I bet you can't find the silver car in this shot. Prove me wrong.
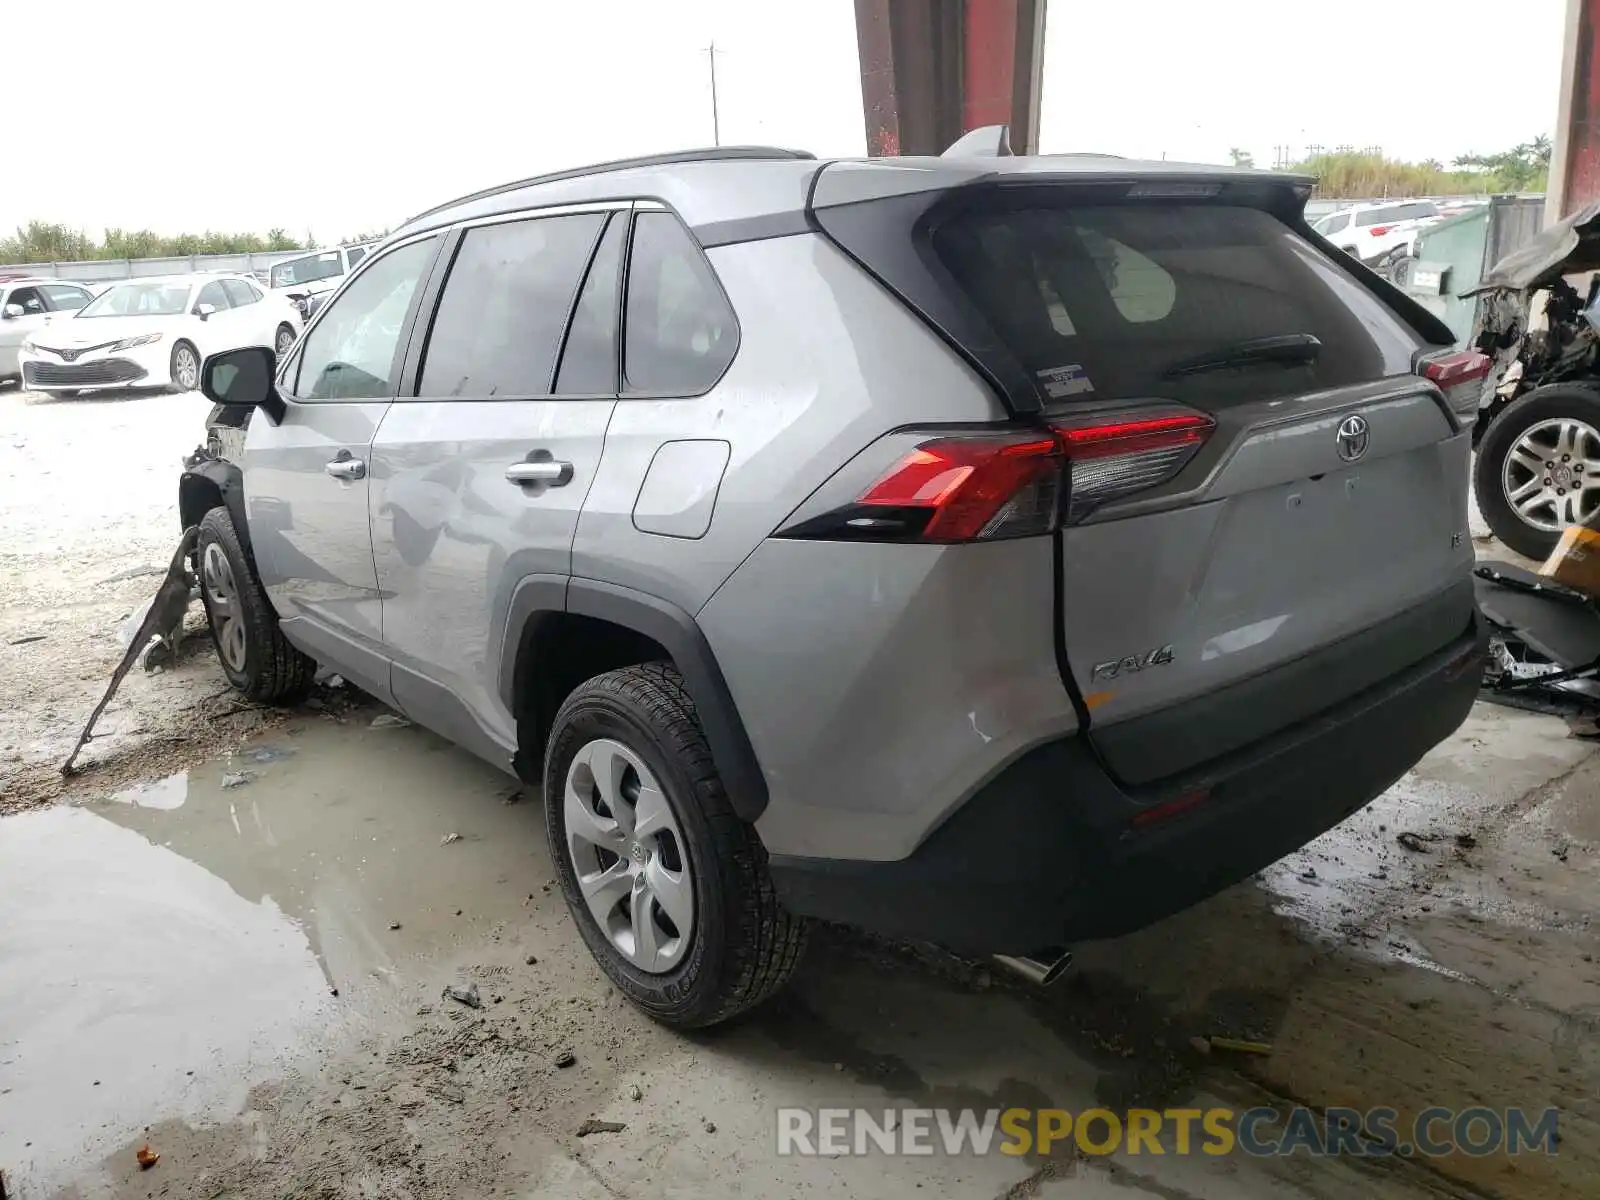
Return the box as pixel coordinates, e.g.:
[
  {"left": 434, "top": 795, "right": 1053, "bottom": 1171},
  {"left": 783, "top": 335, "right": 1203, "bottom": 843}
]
[{"left": 180, "top": 139, "right": 1488, "bottom": 1028}]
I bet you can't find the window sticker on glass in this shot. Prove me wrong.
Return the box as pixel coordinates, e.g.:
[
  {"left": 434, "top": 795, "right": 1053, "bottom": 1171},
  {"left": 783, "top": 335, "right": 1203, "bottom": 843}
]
[{"left": 1038, "top": 363, "right": 1095, "bottom": 399}]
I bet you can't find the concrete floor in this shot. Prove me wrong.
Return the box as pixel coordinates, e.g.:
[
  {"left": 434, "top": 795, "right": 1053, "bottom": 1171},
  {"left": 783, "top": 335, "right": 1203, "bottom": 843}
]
[
  {"left": 4, "top": 385, "right": 1598, "bottom": 1198},
  {"left": 2, "top": 695, "right": 1596, "bottom": 1200}
]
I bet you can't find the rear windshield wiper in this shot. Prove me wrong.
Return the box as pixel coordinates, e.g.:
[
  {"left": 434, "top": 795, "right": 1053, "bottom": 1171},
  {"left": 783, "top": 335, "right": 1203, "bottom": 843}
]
[{"left": 1163, "top": 333, "right": 1323, "bottom": 379}]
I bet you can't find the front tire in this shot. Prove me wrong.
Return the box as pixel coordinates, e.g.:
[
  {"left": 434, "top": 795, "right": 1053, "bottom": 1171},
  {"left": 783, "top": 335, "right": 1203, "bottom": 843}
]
[
  {"left": 274, "top": 323, "right": 297, "bottom": 358},
  {"left": 544, "top": 663, "right": 809, "bottom": 1028},
  {"left": 1474, "top": 384, "right": 1600, "bottom": 560},
  {"left": 169, "top": 340, "right": 200, "bottom": 393},
  {"left": 196, "top": 506, "right": 315, "bottom": 703}
]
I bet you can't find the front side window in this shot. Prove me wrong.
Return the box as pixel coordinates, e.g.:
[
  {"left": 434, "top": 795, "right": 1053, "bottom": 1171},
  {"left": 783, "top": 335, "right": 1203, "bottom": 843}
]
[
  {"left": 78, "top": 281, "right": 191, "bottom": 317},
  {"left": 418, "top": 213, "right": 605, "bottom": 399},
  {"left": 222, "top": 278, "right": 259, "bottom": 307},
  {"left": 1318, "top": 212, "right": 1351, "bottom": 236},
  {"left": 295, "top": 237, "right": 437, "bottom": 400},
  {"left": 622, "top": 212, "right": 738, "bottom": 394},
  {"left": 41, "top": 284, "right": 91, "bottom": 312},
  {"left": 196, "top": 281, "right": 231, "bottom": 312},
  {"left": 347, "top": 246, "right": 368, "bottom": 267},
  {"left": 5, "top": 287, "right": 45, "bottom": 314}
]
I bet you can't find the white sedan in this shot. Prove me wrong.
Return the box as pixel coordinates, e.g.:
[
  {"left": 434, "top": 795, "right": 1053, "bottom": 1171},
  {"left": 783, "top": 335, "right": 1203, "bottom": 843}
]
[{"left": 17, "top": 273, "right": 303, "bottom": 395}]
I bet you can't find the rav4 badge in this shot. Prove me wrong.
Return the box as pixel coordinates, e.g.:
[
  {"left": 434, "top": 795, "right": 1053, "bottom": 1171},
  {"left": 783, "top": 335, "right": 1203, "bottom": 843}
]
[{"left": 1090, "top": 646, "right": 1175, "bottom": 682}]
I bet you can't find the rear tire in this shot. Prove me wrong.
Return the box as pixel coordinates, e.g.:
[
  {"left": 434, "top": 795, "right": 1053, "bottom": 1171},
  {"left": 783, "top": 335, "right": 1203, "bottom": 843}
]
[
  {"left": 544, "top": 663, "right": 809, "bottom": 1029},
  {"left": 196, "top": 506, "right": 315, "bottom": 703},
  {"left": 1474, "top": 383, "right": 1600, "bottom": 560}
]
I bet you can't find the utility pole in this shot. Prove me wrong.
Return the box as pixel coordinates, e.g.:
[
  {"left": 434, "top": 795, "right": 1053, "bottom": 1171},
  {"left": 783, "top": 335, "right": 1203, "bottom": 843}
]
[{"left": 707, "top": 42, "right": 721, "bottom": 147}]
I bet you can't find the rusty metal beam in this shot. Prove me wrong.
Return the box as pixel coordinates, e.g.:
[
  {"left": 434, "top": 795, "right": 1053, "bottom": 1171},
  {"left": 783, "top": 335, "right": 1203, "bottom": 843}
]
[
  {"left": 1551, "top": 0, "right": 1600, "bottom": 219},
  {"left": 854, "top": 0, "right": 1047, "bottom": 158}
]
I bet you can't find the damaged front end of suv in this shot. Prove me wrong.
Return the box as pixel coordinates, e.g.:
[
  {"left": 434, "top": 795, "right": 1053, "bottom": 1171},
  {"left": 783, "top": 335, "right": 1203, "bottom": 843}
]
[{"left": 1469, "top": 201, "right": 1600, "bottom": 560}]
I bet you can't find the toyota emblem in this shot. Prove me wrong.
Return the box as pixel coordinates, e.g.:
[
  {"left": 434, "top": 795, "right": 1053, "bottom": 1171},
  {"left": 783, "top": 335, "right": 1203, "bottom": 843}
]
[{"left": 1336, "top": 414, "right": 1370, "bottom": 462}]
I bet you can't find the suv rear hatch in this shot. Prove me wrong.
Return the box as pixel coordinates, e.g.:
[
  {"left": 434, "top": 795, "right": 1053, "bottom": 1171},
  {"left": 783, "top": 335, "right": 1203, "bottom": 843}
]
[{"left": 812, "top": 164, "right": 1476, "bottom": 785}]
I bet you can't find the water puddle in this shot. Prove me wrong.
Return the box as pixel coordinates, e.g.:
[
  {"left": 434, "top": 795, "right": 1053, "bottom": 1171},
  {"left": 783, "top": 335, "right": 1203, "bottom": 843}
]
[
  {"left": 0, "top": 711, "right": 552, "bottom": 1194},
  {"left": 108, "top": 770, "right": 189, "bottom": 809},
  {"left": 1257, "top": 705, "right": 1597, "bottom": 973}
]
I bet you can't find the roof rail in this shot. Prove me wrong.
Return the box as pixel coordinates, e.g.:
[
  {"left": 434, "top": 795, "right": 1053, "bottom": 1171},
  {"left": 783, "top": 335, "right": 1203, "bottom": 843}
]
[{"left": 404, "top": 146, "right": 817, "bottom": 226}]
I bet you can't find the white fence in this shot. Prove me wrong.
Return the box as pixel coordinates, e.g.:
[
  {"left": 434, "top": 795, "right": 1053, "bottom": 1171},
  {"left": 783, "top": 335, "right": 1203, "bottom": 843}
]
[{"left": 0, "top": 249, "right": 311, "bottom": 284}]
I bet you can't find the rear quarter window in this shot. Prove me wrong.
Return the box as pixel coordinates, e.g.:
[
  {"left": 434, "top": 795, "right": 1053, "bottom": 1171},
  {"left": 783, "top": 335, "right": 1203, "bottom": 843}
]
[{"left": 933, "top": 203, "right": 1424, "bottom": 407}]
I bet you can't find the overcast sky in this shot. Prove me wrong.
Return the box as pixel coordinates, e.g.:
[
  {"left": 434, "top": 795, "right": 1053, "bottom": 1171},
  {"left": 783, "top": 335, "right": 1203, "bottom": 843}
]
[{"left": 4, "top": 0, "right": 1566, "bottom": 242}]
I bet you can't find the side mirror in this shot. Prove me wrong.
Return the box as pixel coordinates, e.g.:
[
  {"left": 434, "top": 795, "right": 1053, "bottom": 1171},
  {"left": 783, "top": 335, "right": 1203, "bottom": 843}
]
[
  {"left": 201, "top": 346, "right": 286, "bottom": 424},
  {"left": 195, "top": 302, "right": 217, "bottom": 320},
  {"left": 1, "top": 303, "right": 22, "bottom": 320}
]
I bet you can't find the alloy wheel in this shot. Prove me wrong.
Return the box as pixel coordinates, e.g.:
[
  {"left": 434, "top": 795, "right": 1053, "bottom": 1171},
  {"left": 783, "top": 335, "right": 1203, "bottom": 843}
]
[
  {"left": 202, "top": 542, "right": 248, "bottom": 672},
  {"left": 174, "top": 347, "right": 199, "bottom": 391},
  {"left": 563, "top": 737, "right": 694, "bottom": 974},
  {"left": 1501, "top": 417, "right": 1600, "bottom": 532}
]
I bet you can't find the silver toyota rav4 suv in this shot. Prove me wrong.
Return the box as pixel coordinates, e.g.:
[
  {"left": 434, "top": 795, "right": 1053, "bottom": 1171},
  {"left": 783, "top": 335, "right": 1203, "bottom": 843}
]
[{"left": 181, "top": 139, "right": 1489, "bottom": 1028}]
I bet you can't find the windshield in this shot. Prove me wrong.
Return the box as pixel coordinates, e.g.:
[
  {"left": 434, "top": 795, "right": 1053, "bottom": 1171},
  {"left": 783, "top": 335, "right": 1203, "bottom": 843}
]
[
  {"left": 77, "top": 280, "right": 193, "bottom": 318},
  {"left": 270, "top": 251, "right": 345, "bottom": 288}
]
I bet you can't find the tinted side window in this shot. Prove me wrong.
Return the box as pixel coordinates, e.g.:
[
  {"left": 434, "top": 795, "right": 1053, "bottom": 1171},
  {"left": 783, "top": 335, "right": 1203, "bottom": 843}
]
[
  {"left": 554, "top": 214, "right": 624, "bottom": 394},
  {"left": 295, "top": 237, "right": 436, "bottom": 400},
  {"left": 419, "top": 213, "right": 605, "bottom": 399},
  {"left": 623, "top": 212, "right": 737, "bottom": 394},
  {"left": 347, "top": 246, "right": 367, "bottom": 267},
  {"left": 197, "top": 281, "right": 231, "bottom": 310},
  {"left": 222, "top": 279, "right": 258, "bottom": 307},
  {"left": 41, "top": 284, "right": 91, "bottom": 311},
  {"left": 934, "top": 203, "right": 1422, "bottom": 407},
  {"left": 1321, "top": 212, "right": 1350, "bottom": 236}
]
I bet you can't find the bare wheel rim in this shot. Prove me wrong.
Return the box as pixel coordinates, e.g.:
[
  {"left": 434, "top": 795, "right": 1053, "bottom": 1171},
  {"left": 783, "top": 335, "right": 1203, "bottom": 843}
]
[
  {"left": 174, "top": 347, "right": 199, "bottom": 390},
  {"left": 202, "top": 542, "right": 248, "bottom": 672},
  {"left": 563, "top": 737, "right": 694, "bottom": 974},
  {"left": 1501, "top": 417, "right": 1600, "bottom": 532},
  {"left": 275, "top": 327, "right": 295, "bottom": 356}
]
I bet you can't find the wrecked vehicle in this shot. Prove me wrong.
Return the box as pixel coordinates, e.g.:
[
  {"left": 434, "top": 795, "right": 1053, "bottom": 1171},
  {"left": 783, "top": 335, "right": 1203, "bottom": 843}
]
[{"left": 1470, "top": 200, "right": 1600, "bottom": 559}]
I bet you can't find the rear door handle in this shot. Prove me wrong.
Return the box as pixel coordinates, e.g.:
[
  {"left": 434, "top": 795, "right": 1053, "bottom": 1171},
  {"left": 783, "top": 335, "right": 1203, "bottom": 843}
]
[
  {"left": 506, "top": 459, "right": 574, "bottom": 487},
  {"left": 325, "top": 453, "right": 366, "bottom": 481}
]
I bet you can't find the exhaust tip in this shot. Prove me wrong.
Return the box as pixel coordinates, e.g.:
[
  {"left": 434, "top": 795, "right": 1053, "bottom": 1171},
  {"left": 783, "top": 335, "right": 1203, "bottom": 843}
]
[{"left": 991, "top": 950, "right": 1073, "bottom": 988}]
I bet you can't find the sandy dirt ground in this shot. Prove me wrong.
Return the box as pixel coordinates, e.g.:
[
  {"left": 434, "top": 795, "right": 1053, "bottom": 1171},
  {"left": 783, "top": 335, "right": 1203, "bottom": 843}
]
[
  {"left": 2, "top": 384, "right": 1598, "bottom": 1200},
  {"left": 0, "top": 386, "right": 295, "bottom": 813}
]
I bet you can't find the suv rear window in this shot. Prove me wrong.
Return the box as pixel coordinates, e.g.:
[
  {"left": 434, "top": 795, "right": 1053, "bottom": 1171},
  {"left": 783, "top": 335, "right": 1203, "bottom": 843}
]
[{"left": 933, "top": 203, "right": 1422, "bottom": 405}]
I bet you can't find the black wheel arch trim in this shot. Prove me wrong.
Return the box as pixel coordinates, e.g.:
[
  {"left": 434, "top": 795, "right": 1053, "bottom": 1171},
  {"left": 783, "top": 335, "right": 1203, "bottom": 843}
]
[
  {"left": 499, "top": 575, "right": 769, "bottom": 822},
  {"left": 179, "top": 456, "right": 253, "bottom": 558}
]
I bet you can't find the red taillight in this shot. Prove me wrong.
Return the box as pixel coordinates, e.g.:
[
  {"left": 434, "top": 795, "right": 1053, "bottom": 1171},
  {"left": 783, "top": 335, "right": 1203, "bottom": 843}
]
[
  {"left": 1418, "top": 349, "right": 1493, "bottom": 421},
  {"left": 1054, "top": 412, "right": 1214, "bottom": 520},
  {"left": 1368, "top": 224, "right": 1395, "bottom": 237},
  {"left": 780, "top": 410, "right": 1213, "bottom": 544},
  {"left": 857, "top": 435, "right": 1061, "bottom": 540},
  {"left": 1420, "top": 350, "right": 1492, "bottom": 387}
]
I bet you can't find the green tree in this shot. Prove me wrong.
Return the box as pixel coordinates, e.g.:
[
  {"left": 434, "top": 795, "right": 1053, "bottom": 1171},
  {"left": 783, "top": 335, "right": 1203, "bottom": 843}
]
[
  {"left": 1228, "top": 147, "right": 1255, "bottom": 169},
  {"left": 1454, "top": 136, "right": 1552, "bottom": 192},
  {"left": 1288, "top": 136, "right": 1552, "bottom": 199},
  {"left": 0, "top": 224, "right": 309, "bottom": 264}
]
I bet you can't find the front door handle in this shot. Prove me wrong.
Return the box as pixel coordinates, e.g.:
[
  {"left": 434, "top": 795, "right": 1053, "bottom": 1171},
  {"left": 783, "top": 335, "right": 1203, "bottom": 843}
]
[
  {"left": 325, "top": 453, "right": 366, "bottom": 481},
  {"left": 506, "top": 459, "right": 573, "bottom": 487}
]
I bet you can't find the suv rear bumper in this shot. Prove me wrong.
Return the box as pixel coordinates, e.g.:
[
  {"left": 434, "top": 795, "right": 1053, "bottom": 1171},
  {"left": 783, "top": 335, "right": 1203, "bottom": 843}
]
[{"left": 768, "top": 613, "right": 1487, "bottom": 954}]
